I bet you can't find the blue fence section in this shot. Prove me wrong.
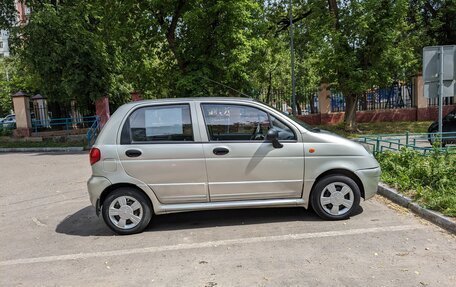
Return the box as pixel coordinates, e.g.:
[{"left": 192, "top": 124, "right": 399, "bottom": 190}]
[
  {"left": 330, "top": 91, "right": 345, "bottom": 112},
  {"left": 331, "top": 83, "right": 414, "bottom": 112},
  {"left": 86, "top": 116, "right": 100, "bottom": 147},
  {"left": 32, "top": 115, "right": 98, "bottom": 133}
]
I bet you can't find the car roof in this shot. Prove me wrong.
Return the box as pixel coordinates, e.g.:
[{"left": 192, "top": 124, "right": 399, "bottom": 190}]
[{"left": 122, "top": 97, "right": 257, "bottom": 107}]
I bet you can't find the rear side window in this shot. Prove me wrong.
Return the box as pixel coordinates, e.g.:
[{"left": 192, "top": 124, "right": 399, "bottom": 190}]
[{"left": 123, "top": 104, "right": 193, "bottom": 143}]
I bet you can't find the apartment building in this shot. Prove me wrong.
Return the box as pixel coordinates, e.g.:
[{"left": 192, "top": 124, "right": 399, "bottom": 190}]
[{"left": 0, "top": 0, "right": 30, "bottom": 57}]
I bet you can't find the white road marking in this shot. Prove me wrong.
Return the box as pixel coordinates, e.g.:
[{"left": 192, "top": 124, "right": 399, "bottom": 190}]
[
  {"left": 0, "top": 225, "right": 423, "bottom": 266},
  {"left": 31, "top": 217, "right": 46, "bottom": 227}
]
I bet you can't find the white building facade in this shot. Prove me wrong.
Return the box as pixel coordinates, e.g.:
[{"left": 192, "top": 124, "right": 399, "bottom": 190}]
[
  {"left": 0, "top": 30, "right": 10, "bottom": 57},
  {"left": 1, "top": 1, "right": 29, "bottom": 57}
]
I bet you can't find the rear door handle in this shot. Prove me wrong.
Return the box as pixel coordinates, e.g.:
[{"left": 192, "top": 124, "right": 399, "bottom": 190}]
[
  {"left": 213, "top": 147, "right": 229, "bottom": 156},
  {"left": 125, "top": 149, "right": 142, "bottom": 157}
]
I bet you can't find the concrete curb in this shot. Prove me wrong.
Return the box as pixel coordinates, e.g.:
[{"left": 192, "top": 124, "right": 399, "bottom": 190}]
[
  {"left": 0, "top": 147, "right": 85, "bottom": 153},
  {"left": 378, "top": 183, "right": 456, "bottom": 234}
]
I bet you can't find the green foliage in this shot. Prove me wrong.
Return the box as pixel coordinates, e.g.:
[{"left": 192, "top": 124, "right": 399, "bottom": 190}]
[
  {"left": 0, "top": 56, "right": 36, "bottom": 116},
  {"left": 296, "top": 0, "right": 422, "bottom": 129},
  {"left": 0, "top": 0, "right": 16, "bottom": 29},
  {"left": 376, "top": 148, "right": 456, "bottom": 216},
  {"left": 0, "top": 59, "right": 13, "bottom": 116},
  {"left": 411, "top": 0, "right": 456, "bottom": 46},
  {"left": 0, "top": 126, "right": 13, "bottom": 136},
  {"left": 140, "top": 0, "right": 266, "bottom": 97},
  {"left": 16, "top": 3, "right": 130, "bottom": 109},
  {"left": 4, "top": 0, "right": 453, "bottom": 115}
]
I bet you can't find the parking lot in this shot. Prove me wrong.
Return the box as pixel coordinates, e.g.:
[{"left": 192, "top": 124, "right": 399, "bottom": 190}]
[{"left": 0, "top": 152, "right": 455, "bottom": 286}]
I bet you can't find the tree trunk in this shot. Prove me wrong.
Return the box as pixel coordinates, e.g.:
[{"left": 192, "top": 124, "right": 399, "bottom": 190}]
[
  {"left": 327, "top": 0, "right": 340, "bottom": 29},
  {"left": 310, "top": 95, "right": 315, "bottom": 114},
  {"left": 266, "top": 71, "right": 273, "bottom": 104},
  {"left": 157, "top": 0, "right": 187, "bottom": 73},
  {"left": 344, "top": 94, "right": 358, "bottom": 132},
  {"left": 296, "top": 98, "right": 302, "bottom": 115}
]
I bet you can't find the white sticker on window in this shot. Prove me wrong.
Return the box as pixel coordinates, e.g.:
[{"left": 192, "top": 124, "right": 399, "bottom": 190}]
[{"left": 145, "top": 107, "right": 183, "bottom": 136}]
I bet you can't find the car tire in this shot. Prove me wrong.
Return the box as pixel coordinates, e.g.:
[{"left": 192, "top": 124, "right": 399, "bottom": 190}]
[
  {"left": 101, "top": 187, "right": 152, "bottom": 235},
  {"left": 310, "top": 175, "right": 361, "bottom": 220}
]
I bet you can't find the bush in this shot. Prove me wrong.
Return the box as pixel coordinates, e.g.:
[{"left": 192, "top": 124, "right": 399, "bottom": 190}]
[
  {"left": 0, "top": 126, "right": 13, "bottom": 136},
  {"left": 376, "top": 148, "right": 456, "bottom": 216}
]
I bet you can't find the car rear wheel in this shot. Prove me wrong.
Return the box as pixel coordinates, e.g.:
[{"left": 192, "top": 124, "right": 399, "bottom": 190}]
[
  {"left": 102, "top": 187, "right": 152, "bottom": 235},
  {"left": 311, "top": 175, "right": 361, "bottom": 220}
]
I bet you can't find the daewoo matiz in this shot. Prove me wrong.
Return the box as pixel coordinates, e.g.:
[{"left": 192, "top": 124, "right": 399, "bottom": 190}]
[{"left": 88, "top": 98, "right": 380, "bottom": 235}]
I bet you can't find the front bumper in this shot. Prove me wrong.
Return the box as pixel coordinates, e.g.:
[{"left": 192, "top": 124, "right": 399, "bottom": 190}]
[
  {"left": 355, "top": 167, "right": 381, "bottom": 200},
  {"left": 87, "top": 176, "right": 112, "bottom": 208}
]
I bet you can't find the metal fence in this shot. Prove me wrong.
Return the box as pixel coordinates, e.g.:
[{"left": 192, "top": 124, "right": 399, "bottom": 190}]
[
  {"left": 32, "top": 115, "right": 99, "bottom": 134},
  {"left": 331, "top": 83, "right": 415, "bottom": 112},
  {"left": 86, "top": 116, "right": 100, "bottom": 147},
  {"left": 355, "top": 132, "right": 456, "bottom": 155},
  {"left": 428, "top": 97, "right": 455, "bottom": 107}
]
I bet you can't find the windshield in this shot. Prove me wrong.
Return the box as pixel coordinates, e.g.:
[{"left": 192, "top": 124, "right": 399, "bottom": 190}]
[
  {"left": 286, "top": 115, "right": 317, "bottom": 131},
  {"left": 261, "top": 102, "right": 318, "bottom": 132}
]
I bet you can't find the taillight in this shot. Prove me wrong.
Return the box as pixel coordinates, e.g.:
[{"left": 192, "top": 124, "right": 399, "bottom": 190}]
[{"left": 90, "top": 148, "right": 101, "bottom": 165}]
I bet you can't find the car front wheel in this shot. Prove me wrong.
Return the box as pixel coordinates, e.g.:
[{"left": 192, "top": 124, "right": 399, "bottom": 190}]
[
  {"left": 101, "top": 187, "right": 152, "bottom": 235},
  {"left": 311, "top": 175, "right": 361, "bottom": 220}
]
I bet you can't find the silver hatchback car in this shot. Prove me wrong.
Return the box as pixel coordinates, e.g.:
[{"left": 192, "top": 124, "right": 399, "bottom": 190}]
[{"left": 88, "top": 98, "right": 380, "bottom": 234}]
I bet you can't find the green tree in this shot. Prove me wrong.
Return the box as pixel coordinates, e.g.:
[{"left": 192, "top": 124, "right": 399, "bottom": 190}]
[
  {"left": 0, "top": 56, "right": 36, "bottom": 116},
  {"left": 311, "top": 0, "right": 420, "bottom": 131},
  {"left": 143, "top": 0, "right": 266, "bottom": 97},
  {"left": 7, "top": 0, "right": 451, "bottom": 122},
  {"left": 419, "top": 0, "right": 456, "bottom": 45},
  {"left": 0, "top": 0, "right": 16, "bottom": 29},
  {"left": 16, "top": 2, "right": 130, "bottom": 110}
]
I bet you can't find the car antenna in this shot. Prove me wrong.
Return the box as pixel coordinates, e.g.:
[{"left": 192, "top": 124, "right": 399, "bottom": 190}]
[{"left": 200, "top": 76, "right": 252, "bottom": 99}]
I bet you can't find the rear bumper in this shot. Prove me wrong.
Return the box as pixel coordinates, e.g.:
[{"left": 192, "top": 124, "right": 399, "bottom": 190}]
[
  {"left": 87, "top": 176, "right": 112, "bottom": 208},
  {"left": 355, "top": 167, "right": 381, "bottom": 200}
]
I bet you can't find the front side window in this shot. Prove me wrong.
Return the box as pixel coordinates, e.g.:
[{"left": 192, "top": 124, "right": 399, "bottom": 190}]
[
  {"left": 201, "top": 104, "right": 296, "bottom": 141},
  {"left": 270, "top": 115, "right": 296, "bottom": 140},
  {"left": 126, "top": 104, "right": 193, "bottom": 143}
]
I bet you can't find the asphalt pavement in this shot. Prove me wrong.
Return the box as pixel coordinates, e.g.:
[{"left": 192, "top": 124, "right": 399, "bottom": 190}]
[{"left": 0, "top": 152, "right": 455, "bottom": 286}]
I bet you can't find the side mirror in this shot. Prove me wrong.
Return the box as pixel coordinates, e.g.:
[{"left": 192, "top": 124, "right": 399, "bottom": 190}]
[{"left": 266, "top": 129, "right": 283, "bottom": 148}]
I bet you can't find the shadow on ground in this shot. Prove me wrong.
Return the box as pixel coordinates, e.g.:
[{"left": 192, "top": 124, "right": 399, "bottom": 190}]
[
  {"left": 31, "top": 151, "right": 88, "bottom": 156},
  {"left": 56, "top": 205, "right": 363, "bottom": 237}
]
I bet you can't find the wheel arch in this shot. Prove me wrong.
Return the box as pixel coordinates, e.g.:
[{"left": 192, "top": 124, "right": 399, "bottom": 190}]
[
  {"left": 311, "top": 169, "right": 365, "bottom": 199},
  {"left": 99, "top": 183, "right": 153, "bottom": 211}
]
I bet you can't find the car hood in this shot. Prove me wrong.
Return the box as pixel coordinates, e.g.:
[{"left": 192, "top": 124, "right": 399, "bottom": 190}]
[{"left": 301, "top": 130, "right": 371, "bottom": 157}]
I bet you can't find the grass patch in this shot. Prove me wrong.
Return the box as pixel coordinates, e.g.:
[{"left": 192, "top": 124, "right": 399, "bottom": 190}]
[
  {"left": 376, "top": 148, "right": 456, "bottom": 217},
  {"left": 320, "top": 121, "right": 432, "bottom": 138},
  {"left": 0, "top": 140, "right": 85, "bottom": 148}
]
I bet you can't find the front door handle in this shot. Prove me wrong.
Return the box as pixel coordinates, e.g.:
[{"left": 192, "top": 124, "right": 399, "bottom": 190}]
[
  {"left": 213, "top": 147, "right": 229, "bottom": 156},
  {"left": 125, "top": 149, "right": 142, "bottom": 157}
]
